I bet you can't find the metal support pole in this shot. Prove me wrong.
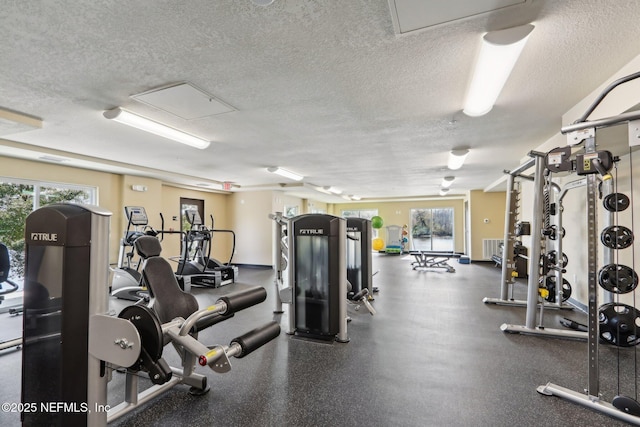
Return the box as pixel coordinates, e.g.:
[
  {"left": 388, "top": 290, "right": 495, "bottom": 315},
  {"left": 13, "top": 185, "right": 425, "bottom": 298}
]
[
  {"left": 500, "top": 173, "right": 516, "bottom": 300},
  {"left": 525, "top": 153, "right": 546, "bottom": 329},
  {"left": 584, "top": 136, "right": 600, "bottom": 398}
]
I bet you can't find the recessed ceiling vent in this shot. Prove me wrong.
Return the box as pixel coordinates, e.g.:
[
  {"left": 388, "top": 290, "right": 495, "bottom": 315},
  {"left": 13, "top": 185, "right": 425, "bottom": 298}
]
[
  {"left": 131, "top": 82, "right": 236, "bottom": 120},
  {"left": 388, "top": 0, "right": 529, "bottom": 34}
]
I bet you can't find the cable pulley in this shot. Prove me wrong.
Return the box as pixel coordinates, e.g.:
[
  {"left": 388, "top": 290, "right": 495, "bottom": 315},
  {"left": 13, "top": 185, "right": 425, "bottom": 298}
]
[
  {"left": 598, "top": 264, "right": 638, "bottom": 294},
  {"left": 600, "top": 225, "right": 634, "bottom": 249},
  {"left": 599, "top": 303, "right": 640, "bottom": 347}
]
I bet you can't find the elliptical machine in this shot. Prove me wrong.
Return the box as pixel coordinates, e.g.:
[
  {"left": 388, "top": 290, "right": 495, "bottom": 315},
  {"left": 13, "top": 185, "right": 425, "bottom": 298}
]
[
  {"left": 175, "top": 209, "right": 238, "bottom": 292},
  {"left": 110, "top": 206, "right": 157, "bottom": 301}
]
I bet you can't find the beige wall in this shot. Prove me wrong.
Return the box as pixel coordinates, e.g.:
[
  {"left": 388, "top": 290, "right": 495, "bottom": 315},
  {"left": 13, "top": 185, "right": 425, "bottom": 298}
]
[
  {"left": 228, "top": 190, "right": 274, "bottom": 266},
  {"left": 0, "top": 155, "right": 234, "bottom": 265},
  {"left": 468, "top": 190, "right": 507, "bottom": 261},
  {"left": 331, "top": 199, "right": 466, "bottom": 253}
]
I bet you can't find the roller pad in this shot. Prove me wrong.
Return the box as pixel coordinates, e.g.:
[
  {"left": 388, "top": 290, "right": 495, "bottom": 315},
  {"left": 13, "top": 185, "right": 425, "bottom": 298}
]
[
  {"left": 218, "top": 287, "right": 267, "bottom": 315},
  {"left": 230, "top": 321, "right": 281, "bottom": 358}
]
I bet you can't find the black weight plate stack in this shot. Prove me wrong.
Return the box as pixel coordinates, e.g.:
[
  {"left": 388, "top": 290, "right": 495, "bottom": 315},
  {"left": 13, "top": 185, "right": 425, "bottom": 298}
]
[
  {"left": 598, "top": 264, "right": 638, "bottom": 294},
  {"left": 599, "top": 302, "right": 640, "bottom": 347},
  {"left": 601, "top": 225, "right": 634, "bottom": 249},
  {"left": 603, "top": 192, "right": 630, "bottom": 212}
]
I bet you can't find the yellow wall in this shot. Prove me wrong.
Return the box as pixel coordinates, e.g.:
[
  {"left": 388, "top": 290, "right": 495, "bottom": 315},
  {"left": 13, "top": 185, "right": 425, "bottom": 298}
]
[
  {"left": 468, "top": 190, "right": 506, "bottom": 261},
  {"left": 331, "top": 199, "right": 466, "bottom": 253}
]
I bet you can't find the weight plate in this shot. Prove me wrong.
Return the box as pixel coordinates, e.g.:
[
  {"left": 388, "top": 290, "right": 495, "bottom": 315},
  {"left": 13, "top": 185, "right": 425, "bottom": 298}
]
[
  {"left": 118, "top": 304, "right": 164, "bottom": 370},
  {"left": 598, "top": 263, "right": 638, "bottom": 294},
  {"left": 539, "top": 276, "right": 572, "bottom": 303},
  {"left": 603, "top": 193, "right": 630, "bottom": 212},
  {"left": 547, "top": 250, "right": 568, "bottom": 268},
  {"left": 600, "top": 225, "right": 634, "bottom": 249},
  {"left": 547, "top": 225, "right": 566, "bottom": 241},
  {"left": 599, "top": 302, "right": 640, "bottom": 347}
]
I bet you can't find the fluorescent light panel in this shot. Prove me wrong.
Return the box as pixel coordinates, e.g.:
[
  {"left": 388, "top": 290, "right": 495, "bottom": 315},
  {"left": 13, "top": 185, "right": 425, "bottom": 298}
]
[
  {"left": 103, "top": 107, "right": 210, "bottom": 149},
  {"left": 463, "top": 24, "right": 534, "bottom": 117},
  {"left": 448, "top": 149, "right": 469, "bottom": 170},
  {"left": 267, "top": 167, "right": 304, "bottom": 181}
]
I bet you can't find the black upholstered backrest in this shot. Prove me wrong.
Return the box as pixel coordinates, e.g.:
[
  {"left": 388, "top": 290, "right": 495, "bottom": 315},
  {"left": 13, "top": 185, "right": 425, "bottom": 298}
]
[
  {"left": 0, "top": 243, "right": 9, "bottom": 282},
  {"left": 134, "top": 235, "right": 163, "bottom": 259},
  {"left": 141, "top": 256, "right": 199, "bottom": 324}
]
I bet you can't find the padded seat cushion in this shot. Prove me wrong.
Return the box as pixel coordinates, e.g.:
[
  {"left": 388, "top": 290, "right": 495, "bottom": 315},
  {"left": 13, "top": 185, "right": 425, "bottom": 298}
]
[
  {"left": 134, "top": 236, "right": 163, "bottom": 259},
  {"left": 142, "top": 256, "right": 199, "bottom": 324}
]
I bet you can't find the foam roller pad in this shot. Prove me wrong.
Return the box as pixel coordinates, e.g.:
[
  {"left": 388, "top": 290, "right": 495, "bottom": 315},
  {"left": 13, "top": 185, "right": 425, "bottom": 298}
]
[
  {"left": 218, "top": 287, "right": 267, "bottom": 314},
  {"left": 231, "top": 321, "right": 281, "bottom": 358}
]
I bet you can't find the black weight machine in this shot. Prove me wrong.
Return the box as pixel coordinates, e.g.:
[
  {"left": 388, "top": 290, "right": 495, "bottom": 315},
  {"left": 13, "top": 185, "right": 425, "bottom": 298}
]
[
  {"left": 270, "top": 213, "right": 358, "bottom": 342},
  {"left": 20, "top": 203, "right": 279, "bottom": 426},
  {"left": 174, "top": 209, "right": 238, "bottom": 291}
]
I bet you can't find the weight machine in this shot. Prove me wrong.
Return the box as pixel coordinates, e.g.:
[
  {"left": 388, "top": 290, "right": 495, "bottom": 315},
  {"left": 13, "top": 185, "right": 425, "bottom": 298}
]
[
  {"left": 498, "top": 151, "right": 586, "bottom": 339},
  {"left": 20, "top": 204, "right": 279, "bottom": 426},
  {"left": 536, "top": 71, "right": 640, "bottom": 425},
  {"left": 269, "top": 213, "right": 375, "bottom": 343},
  {"left": 484, "top": 154, "right": 575, "bottom": 313}
]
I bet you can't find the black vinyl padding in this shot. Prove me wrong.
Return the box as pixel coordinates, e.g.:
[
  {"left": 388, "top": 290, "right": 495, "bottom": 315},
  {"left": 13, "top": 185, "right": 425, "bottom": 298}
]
[
  {"left": 142, "top": 257, "right": 199, "bottom": 324},
  {"left": 231, "top": 321, "right": 281, "bottom": 358},
  {"left": 218, "top": 287, "right": 267, "bottom": 315},
  {"left": 134, "top": 236, "right": 163, "bottom": 259}
]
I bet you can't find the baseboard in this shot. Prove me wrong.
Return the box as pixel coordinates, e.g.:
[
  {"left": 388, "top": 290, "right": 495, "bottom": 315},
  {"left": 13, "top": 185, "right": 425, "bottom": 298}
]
[{"left": 234, "top": 263, "right": 272, "bottom": 269}]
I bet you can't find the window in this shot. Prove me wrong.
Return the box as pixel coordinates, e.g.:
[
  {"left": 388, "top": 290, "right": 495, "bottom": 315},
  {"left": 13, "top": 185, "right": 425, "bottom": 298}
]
[
  {"left": 0, "top": 178, "right": 96, "bottom": 286},
  {"left": 341, "top": 209, "right": 378, "bottom": 220},
  {"left": 410, "top": 208, "right": 454, "bottom": 251},
  {"left": 284, "top": 205, "right": 299, "bottom": 218}
]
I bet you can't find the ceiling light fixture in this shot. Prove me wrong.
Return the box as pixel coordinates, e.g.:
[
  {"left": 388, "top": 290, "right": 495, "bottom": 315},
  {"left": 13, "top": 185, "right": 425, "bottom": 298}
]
[
  {"left": 439, "top": 188, "right": 450, "bottom": 197},
  {"left": 324, "top": 186, "right": 343, "bottom": 195},
  {"left": 463, "top": 23, "right": 534, "bottom": 117},
  {"left": 441, "top": 176, "right": 455, "bottom": 188},
  {"left": 267, "top": 166, "right": 304, "bottom": 181},
  {"left": 448, "top": 149, "right": 469, "bottom": 170},
  {"left": 103, "top": 107, "right": 210, "bottom": 149}
]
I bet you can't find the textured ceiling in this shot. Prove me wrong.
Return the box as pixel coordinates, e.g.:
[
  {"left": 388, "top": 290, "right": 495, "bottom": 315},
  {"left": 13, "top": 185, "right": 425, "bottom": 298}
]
[{"left": 1, "top": 0, "right": 640, "bottom": 202}]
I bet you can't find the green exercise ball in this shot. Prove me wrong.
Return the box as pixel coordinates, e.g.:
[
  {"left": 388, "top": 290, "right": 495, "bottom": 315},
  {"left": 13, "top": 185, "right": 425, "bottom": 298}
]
[{"left": 371, "top": 216, "right": 383, "bottom": 229}]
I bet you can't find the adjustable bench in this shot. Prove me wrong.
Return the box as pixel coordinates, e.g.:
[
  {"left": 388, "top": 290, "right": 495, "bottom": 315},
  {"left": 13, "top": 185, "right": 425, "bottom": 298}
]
[{"left": 409, "top": 251, "right": 460, "bottom": 273}]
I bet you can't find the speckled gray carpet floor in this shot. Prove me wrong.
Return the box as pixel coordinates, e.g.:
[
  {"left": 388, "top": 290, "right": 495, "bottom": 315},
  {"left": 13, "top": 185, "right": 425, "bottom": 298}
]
[{"left": 1, "top": 254, "right": 637, "bottom": 426}]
